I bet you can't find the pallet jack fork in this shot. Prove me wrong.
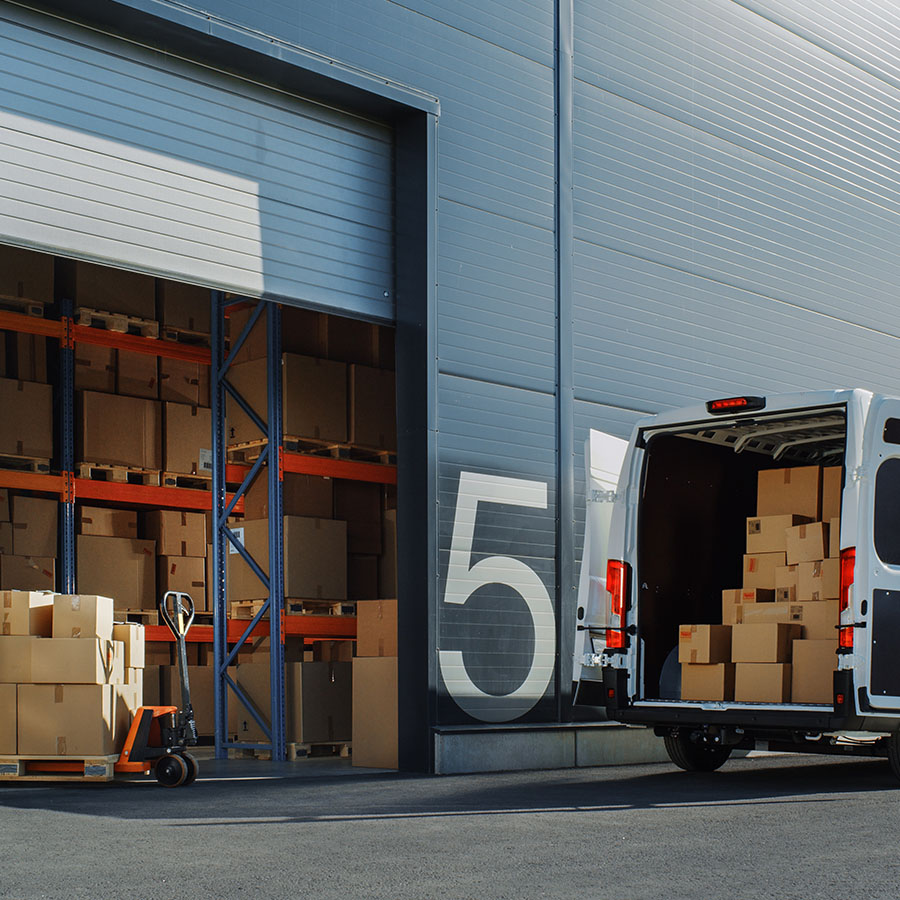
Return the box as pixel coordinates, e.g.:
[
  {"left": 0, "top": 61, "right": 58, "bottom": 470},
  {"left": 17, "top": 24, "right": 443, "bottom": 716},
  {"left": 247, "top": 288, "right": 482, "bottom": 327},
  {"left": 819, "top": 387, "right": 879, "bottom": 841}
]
[{"left": 114, "top": 591, "right": 199, "bottom": 787}]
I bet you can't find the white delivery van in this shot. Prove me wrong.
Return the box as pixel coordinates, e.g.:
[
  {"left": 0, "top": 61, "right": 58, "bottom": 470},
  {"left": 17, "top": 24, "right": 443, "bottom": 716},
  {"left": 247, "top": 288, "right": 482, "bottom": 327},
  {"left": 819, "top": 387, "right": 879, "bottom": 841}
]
[{"left": 575, "top": 389, "right": 900, "bottom": 778}]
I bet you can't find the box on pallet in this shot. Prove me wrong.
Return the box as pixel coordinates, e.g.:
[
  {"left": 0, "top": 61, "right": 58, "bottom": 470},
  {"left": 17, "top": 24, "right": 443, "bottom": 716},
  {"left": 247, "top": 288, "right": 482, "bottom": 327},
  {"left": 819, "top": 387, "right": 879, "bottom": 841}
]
[
  {"left": 785, "top": 523, "right": 829, "bottom": 565},
  {"left": 352, "top": 656, "right": 398, "bottom": 769},
  {"left": 117, "top": 350, "right": 159, "bottom": 400},
  {"left": 60, "top": 259, "right": 155, "bottom": 319},
  {"left": 77, "top": 506, "right": 138, "bottom": 538},
  {"left": 76, "top": 536, "right": 156, "bottom": 610},
  {"left": 0, "top": 246, "right": 53, "bottom": 304},
  {"left": 10, "top": 333, "right": 48, "bottom": 383},
  {"left": 678, "top": 624, "right": 731, "bottom": 664},
  {"left": 158, "top": 281, "right": 210, "bottom": 334},
  {"left": 145, "top": 510, "right": 206, "bottom": 558},
  {"left": 0, "top": 556, "right": 55, "bottom": 592},
  {"left": 791, "top": 639, "right": 838, "bottom": 704},
  {"left": 743, "top": 552, "right": 786, "bottom": 590},
  {"left": 158, "top": 556, "right": 206, "bottom": 612},
  {"left": 160, "top": 358, "right": 209, "bottom": 407},
  {"left": 734, "top": 663, "right": 792, "bottom": 703},
  {"left": 745, "top": 515, "right": 810, "bottom": 554},
  {"left": 681, "top": 663, "right": 735, "bottom": 701},
  {"left": 357, "top": 599, "right": 398, "bottom": 657},
  {"left": 731, "top": 622, "right": 802, "bottom": 663},
  {"left": 757, "top": 466, "right": 821, "bottom": 519},
  {"left": 243, "top": 472, "right": 332, "bottom": 520},
  {"left": 74, "top": 344, "right": 116, "bottom": 393},
  {"left": 11, "top": 496, "right": 57, "bottom": 557},
  {"left": 163, "top": 402, "right": 211, "bottom": 476},
  {"left": 0, "top": 378, "right": 53, "bottom": 458},
  {"left": 17, "top": 683, "right": 118, "bottom": 756},
  {"left": 1, "top": 590, "right": 53, "bottom": 636},
  {"left": 78, "top": 392, "right": 161, "bottom": 469}
]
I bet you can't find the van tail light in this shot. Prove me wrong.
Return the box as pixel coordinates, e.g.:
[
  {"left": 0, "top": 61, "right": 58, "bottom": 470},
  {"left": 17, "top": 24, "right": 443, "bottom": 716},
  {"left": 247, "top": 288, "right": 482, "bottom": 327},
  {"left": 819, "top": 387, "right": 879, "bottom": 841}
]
[
  {"left": 605, "top": 559, "right": 630, "bottom": 650},
  {"left": 839, "top": 548, "right": 855, "bottom": 650}
]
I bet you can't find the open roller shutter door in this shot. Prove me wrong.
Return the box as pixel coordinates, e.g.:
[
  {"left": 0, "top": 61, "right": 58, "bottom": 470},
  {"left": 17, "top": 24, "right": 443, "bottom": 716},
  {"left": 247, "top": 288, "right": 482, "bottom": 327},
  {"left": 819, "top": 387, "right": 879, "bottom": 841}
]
[{"left": 0, "top": 4, "right": 394, "bottom": 321}]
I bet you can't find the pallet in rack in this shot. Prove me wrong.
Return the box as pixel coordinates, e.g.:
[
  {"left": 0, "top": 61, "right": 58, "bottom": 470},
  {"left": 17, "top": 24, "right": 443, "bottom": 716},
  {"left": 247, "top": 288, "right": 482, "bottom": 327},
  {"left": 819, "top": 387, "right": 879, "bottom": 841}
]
[
  {"left": 0, "top": 294, "right": 44, "bottom": 317},
  {"left": 0, "top": 453, "right": 51, "bottom": 474},
  {"left": 75, "top": 307, "right": 160, "bottom": 339},
  {"left": 160, "top": 325, "right": 210, "bottom": 346},
  {"left": 227, "top": 436, "right": 396, "bottom": 466},
  {"left": 161, "top": 471, "right": 211, "bottom": 490},
  {"left": 288, "top": 741, "right": 351, "bottom": 761},
  {"left": 285, "top": 599, "right": 356, "bottom": 617},
  {"left": 115, "top": 608, "right": 157, "bottom": 625},
  {"left": 230, "top": 600, "right": 266, "bottom": 620},
  {"left": 76, "top": 462, "right": 161, "bottom": 486},
  {"left": 0, "top": 754, "right": 119, "bottom": 781}
]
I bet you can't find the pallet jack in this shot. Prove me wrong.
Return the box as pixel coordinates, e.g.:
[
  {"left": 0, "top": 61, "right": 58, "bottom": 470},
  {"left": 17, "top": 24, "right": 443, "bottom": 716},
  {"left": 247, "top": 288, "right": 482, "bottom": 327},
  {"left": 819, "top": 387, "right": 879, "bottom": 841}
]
[{"left": 115, "top": 591, "right": 199, "bottom": 787}]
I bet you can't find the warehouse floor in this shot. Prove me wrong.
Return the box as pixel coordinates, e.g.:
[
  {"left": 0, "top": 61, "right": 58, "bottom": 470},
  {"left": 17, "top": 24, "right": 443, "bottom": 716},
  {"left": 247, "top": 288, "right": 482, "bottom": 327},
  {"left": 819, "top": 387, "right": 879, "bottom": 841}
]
[{"left": 184, "top": 746, "right": 393, "bottom": 780}]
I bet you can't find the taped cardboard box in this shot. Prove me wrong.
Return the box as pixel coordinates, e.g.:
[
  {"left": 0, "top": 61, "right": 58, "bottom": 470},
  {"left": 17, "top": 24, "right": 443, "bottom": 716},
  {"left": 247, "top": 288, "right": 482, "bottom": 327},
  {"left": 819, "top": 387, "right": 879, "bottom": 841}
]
[
  {"left": 0, "top": 555, "right": 55, "bottom": 592},
  {"left": 145, "top": 510, "right": 206, "bottom": 558},
  {"left": 822, "top": 466, "right": 842, "bottom": 523},
  {"left": 31, "top": 638, "right": 125, "bottom": 685},
  {"left": 61, "top": 259, "right": 155, "bottom": 319},
  {"left": 334, "top": 480, "right": 383, "bottom": 555},
  {"left": 0, "top": 245, "right": 53, "bottom": 304},
  {"left": 678, "top": 624, "right": 731, "bottom": 664},
  {"left": 17, "top": 683, "right": 118, "bottom": 756},
  {"left": 792, "top": 639, "right": 838, "bottom": 704},
  {"left": 0, "top": 683, "right": 15, "bottom": 753},
  {"left": 722, "top": 588, "right": 773, "bottom": 625},
  {"left": 785, "top": 522, "right": 829, "bottom": 566},
  {"left": 78, "top": 505, "right": 138, "bottom": 538},
  {"left": 113, "top": 622, "right": 145, "bottom": 670},
  {"left": 158, "top": 556, "right": 206, "bottom": 613},
  {"left": 244, "top": 471, "right": 332, "bottom": 520},
  {"left": 757, "top": 466, "right": 821, "bottom": 519},
  {"left": 78, "top": 391, "right": 161, "bottom": 469},
  {"left": 0, "top": 522, "right": 12, "bottom": 555},
  {"left": 117, "top": 349, "right": 158, "bottom": 399},
  {"left": 829, "top": 518, "right": 841, "bottom": 559},
  {"left": 313, "top": 640, "right": 354, "bottom": 662},
  {"left": 733, "top": 599, "right": 839, "bottom": 641},
  {"left": 743, "top": 552, "right": 786, "bottom": 590},
  {"left": 10, "top": 332, "right": 48, "bottom": 383},
  {"left": 76, "top": 535, "right": 156, "bottom": 610},
  {"left": 0, "top": 378, "right": 53, "bottom": 458},
  {"left": 798, "top": 560, "right": 840, "bottom": 602},
  {"left": 357, "top": 599, "right": 398, "bottom": 658},
  {"left": 0, "top": 635, "right": 34, "bottom": 682},
  {"left": 158, "top": 280, "right": 210, "bottom": 334},
  {"left": 352, "top": 656, "right": 398, "bottom": 769},
  {"left": 681, "top": 663, "right": 735, "bottom": 701},
  {"left": 159, "top": 358, "right": 209, "bottom": 407},
  {"left": 349, "top": 364, "right": 396, "bottom": 451},
  {"left": 74, "top": 343, "right": 116, "bottom": 393},
  {"left": 52, "top": 594, "right": 114, "bottom": 641},
  {"left": 746, "top": 514, "right": 811, "bottom": 554},
  {"left": 228, "top": 304, "right": 327, "bottom": 365},
  {"left": 732, "top": 622, "right": 802, "bottom": 663},
  {"left": 775, "top": 565, "right": 799, "bottom": 602},
  {"left": 734, "top": 663, "right": 792, "bottom": 703},
  {"left": 11, "top": 495, "right": 57, "bottom": 558},
  {"left": 163, "top": 402, "right": 211, "bottom": 476},
  {"left": 0, "top": 590, "right": 53, "bottom": 636}
]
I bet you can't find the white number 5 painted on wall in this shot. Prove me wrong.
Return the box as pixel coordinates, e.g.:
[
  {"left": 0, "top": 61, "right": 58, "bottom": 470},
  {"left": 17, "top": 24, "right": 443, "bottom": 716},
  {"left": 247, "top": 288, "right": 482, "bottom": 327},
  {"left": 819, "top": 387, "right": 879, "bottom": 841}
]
[{"left": 439, "top": 471, "right": 556, "bottom": 722}]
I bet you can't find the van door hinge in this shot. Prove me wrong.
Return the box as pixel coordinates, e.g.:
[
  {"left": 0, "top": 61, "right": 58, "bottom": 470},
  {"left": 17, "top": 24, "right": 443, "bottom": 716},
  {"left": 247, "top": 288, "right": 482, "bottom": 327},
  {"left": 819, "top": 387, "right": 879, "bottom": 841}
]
[{"left": 848, "top": 466, "right": 866, "bottom": 483}]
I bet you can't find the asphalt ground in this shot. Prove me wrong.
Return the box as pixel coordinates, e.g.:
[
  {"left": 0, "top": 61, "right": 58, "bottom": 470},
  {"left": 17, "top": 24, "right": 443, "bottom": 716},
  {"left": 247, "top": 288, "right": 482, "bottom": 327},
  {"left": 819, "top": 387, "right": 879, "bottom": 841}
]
[{"left": 2, "top": 751, "right": 899, "bottom": 900}]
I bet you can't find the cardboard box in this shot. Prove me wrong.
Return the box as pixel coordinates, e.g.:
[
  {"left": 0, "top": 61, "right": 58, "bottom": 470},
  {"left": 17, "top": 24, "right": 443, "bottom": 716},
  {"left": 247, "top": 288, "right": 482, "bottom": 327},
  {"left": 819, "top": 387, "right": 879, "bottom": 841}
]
[
  {"left": 734, "top": 663, "right": 792, "bottom": 703},
  {"left": 732, "top": 622, "right": 802, "bottom": 663},
  {"left": 161, "top": 666, "right": 214, "bottom": 735},
  {"left": 0, "top": 636, "right": 34, "bottom": 682},
  {"left": 145, "top": 642, "right": 172, "bottom": 667},
  {"left": 334, "top": 480, "right": 382, "bottom": 555},
  {"left": 379, "top": 509, "right": 397, "bottom": 599},
  {"left": 743, "top": 552, "right": 786, "bottom": 590},
  {"left": 145, "top": 510, "right": 206, "bottom": 558},
  {"left": 158, "top": 556, "right": 206, "bottom": 613},
  {"left": 11, "top": 495, "right": 58, "bottom": 558},
  {"left": 113, "top": 622, "right": 145, "bottom": 670},
  {"left": 357, "top": 599, "right": 398, "bottom": 657},
  {"left": 227, "top": 354, "right": 347, "bottom": 445},
  {"left": 0, "top": 556, "right": 55, "bottom": 592},
  {"left": 17, "top": 683, "right": 118, "bottom": 756},
  {"left": 78, "top": 506, "right": 138, "bottom": 538},
  {"left": 0, "top": 378, "right": 53, "bottom": 458},
  {"left": 352, "top": 656, "right": 398, "bottom": 769},
  {"left": 775, "top": 563, "right": 799, "bottom": 602},
  {"left": 348, "top": 555, "right": 378, "bottom": 601},
  {"left": 829, "top": 517, "right": 841, "bottom": 559},
  {"left": 791, "top": 639, "right": 838, "bottom": 704},
  {"left": 0, "top": 522, "right": 10, "bottom": 555},
  {"left": 158, "top": 280, "right": 210, "bottom": 334},
  {"left": 0, "top": 590, "right": 53, "bottom": 636},
  {"left": 757, "top": 466, "right": 821, "bottom": 519},
  {"left": 78, "top": 392, "right": 161, "bottom": 469},
  {"left": 52, "top": 594, "right": 114, "bottom": 641},
  {"left": 746, "top": 515, "right": 810, "bottom": 554},
  {"left": 159, "top": 357, "right": 209, "bottom": 407},
  {"left": 0, "top": 488, "right": 8, "bottom": 521},
  {"left": 798, "top": 559, "right": 840, "bottom": 602},
  {"left": 822, "top": 466, "right": 842, "bottom": 522},
  {"left": 349, "top": 364, "right": 396, "bottom": 450},
  {"left": 163, "top": 402, "right": 211, "bottom": 476},
  {"left": 785, "top": 522, "right": 829, "bottom": 565},
  {"left": 117, "top": 349, "right": 158, "bottom": 399},
  {"left": 31, "top": 638, "right": 124, "bottom": 684},
  {"left": 677, "top": 624, "right": 731, "bottom": 664},
  {"left": 722, "top": 588, "right": 773, "bottom": 624},
  {"left": 228, "top": 517, "right": 347, "bottom": 601},
  {"left": 313, "top": 640, "right": 354, "bottom": 662},
  {"left": 115, "top": 678, "right": 143, "bottom": 744},
  {"left": 228, "top": 305, "right": 328, "bottom": 365},
  {"left": 732, "top": 599, "right": 839, "bottom": 640},
  {"left": 11, "top": 332, "right": 48, "bottom": 383},
  {"left": 143, "top": 665, "right": 162, "bottom": 706},
  {"left": 74, "top": 343, "right": 116, "bottom": 393},
  {"left": 76, "top": 535, "right": 156, "bottom": 610},
  {"left": 681, "top": 663, "right": 735, "bottom": 701},
  {"left": 0, "top": 246, "right": 53, "bottom": 304},
  {"left": 244, "top": 472, "right": 332, "bottom": 520},
  {"left": 0, "top": 683, "right": 16, "bottom": 753},
  {"left": 61, "top": 260, "right": 155, "bottom": 319}
]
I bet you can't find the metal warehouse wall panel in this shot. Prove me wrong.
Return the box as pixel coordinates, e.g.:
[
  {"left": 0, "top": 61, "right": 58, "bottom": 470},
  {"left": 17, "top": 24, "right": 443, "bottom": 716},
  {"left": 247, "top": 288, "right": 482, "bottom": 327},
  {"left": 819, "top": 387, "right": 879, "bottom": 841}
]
[{"left": 0, "top": 5, "right": 394, "bottom": 318}]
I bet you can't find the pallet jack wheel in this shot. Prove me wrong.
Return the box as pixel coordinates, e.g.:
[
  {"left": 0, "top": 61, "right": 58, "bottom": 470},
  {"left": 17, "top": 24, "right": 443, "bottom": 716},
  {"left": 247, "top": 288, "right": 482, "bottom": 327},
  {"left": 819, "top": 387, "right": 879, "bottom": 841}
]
[
  {"left": 181, "top": 752, "right": 199, "bottom": 786},
  {"left": 156, "top": 754, "right": 189, "bottom": 788}
]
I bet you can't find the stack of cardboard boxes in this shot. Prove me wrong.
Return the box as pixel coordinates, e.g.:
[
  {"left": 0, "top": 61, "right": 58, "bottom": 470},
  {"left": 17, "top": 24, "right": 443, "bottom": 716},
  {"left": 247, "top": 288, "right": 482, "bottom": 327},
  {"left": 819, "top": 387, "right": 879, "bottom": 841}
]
[
  {"left": 0, "top": 591, "right": 144, "bottom": 756},
  {"left": 681, "top": 464, "right": 841, "bottom": 704},
  {"left": 0, "top": 495, "right": 57, "bottom": 592}
]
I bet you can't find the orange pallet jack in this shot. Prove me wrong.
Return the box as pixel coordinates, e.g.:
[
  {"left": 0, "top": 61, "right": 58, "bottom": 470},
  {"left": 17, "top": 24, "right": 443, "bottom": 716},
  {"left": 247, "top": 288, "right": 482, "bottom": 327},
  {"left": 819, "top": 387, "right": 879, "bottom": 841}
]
[{"left": 115, "top": 591, "right": 199, "bottom": 787}]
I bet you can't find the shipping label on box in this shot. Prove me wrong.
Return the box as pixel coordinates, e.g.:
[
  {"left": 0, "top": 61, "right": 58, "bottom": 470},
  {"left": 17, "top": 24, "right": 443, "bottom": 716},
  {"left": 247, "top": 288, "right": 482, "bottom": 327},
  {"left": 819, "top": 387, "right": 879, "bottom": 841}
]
[
  {"left": 0, "top": 555, "right": 56, "bottom": 592},
  {"left": 829, "top": 517, "right": 841, "bottom": 559},
  {"left": 732, "top": 623, "right": 802, "bottom": 663},
  {"left": 11, "top": 495, "right": 58, "bottom": 558},
  {"left": 746, "top": 515, "right": 811, "bottom": 554},
  {"left": 734, "top": 663, "right": 792, "bottom": 703},
  {"left": 1, "top": 590, "right": 53, "bottom": 636},
  {"left": 757, "top": 466, "right": 821, "bottom": 519},
  {"left": 681, "top": 663, "right": 735, "bottom": 701},
  {"left": 743, "top": 552, "right": 786, "bottom": 590},
  {"left": 52, "top": 594, "right": 114, "bottom": 641},
  {"left": 798, "top": 559, "right": 840, "bottom": 602},
  {"left": 791, "top": 639, "right": 838, "bottom": 704},
  {"left": 678, "top": 624, "right": 731, "bottom": 664},
  {"left": 785, "top": 522, "right": 829, "bottom": 566}
]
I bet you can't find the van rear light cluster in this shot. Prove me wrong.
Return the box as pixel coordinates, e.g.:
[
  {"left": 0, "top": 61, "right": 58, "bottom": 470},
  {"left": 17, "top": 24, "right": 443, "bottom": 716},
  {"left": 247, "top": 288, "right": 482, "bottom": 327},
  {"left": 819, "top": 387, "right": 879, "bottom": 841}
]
[
  {"left": 706, "top": 396, "right": 766, "bottom": 414},
  {"left": 839, "top": 547, "right": 855, "bottom": 650},
  {"left": 605, "top": 559, "right": 630, "bottom": 650}
]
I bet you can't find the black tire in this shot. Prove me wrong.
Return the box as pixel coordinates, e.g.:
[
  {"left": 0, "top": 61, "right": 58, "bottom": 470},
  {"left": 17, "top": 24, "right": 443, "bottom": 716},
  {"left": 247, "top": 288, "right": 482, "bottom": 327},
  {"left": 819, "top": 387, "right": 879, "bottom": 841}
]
[
  {"left": 156, "top": 754, "right": 189, "bottom": 788},
  {"left": 664, "top": 731, "right": 732, "bottom": 772},
  {"left": 888, "top": 732, "right": 900, "bottom": 783},
  {"left": 181, "top": 752, "right": 199, "bottom": 786}
]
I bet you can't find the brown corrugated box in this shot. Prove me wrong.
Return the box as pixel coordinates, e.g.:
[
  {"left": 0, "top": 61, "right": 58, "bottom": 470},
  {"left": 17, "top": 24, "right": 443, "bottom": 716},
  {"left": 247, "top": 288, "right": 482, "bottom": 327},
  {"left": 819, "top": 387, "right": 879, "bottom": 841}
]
[
  {"left": 74, "top": 344, "right": 116, "bottom": 393},
  {"left": 113, "top": 622, "right": 145, "bottom": 669},
  {"left": 78, "top": 391, "right": 161, "bottom": 468},
  {"left": 163, "top": 402, "right": 211, "bottom": 476},
  {"left": 722, "top": 588, "right": 773, "bottom": 624},
  {"left": 334, "top": 480, "right": 382, "bottom": 555},
  {"left": 357, "top": 599, "right": 398, "bottom": 657},
  {"left": 61, "top": 259, "right": 155, "bottom": 319},
  {"left": 743, "top": 552, "right": 786, "bottom": 590},
  {"left": 352, "top": 656, "right": 398, "bottom": 768},
  {"left": 349, "top": 364, "right": 396, "bottom": 450},
  {"left": 243, "top": 472, "right": 332, "bottom": 520},
  {"left": 0, "top": 488, "right": 9, "bottom": 521},
  {"left": 10, "top": 332, "right": 48, "bottom": 383},
  {"left": 117, "top": 350, "right": 158, "bottom": 399},
  {"left": 158, "top": 556, "right": 206, "bottom": 613},
  {"left": 775, "top": 564, "right": 799, "bottom": 602},
  {"left": 681, "top": 663, "right": 735, "bottom": 701},
  {"left": 798, "top": 559, "right": 840, "bottom": 602},
  {"left": 0, "top": 246, "right": 53, "bottom": 304},
  {"left": 158, "top": 280, "right": 210, "bottom": 334},
  {"left": 144, "top": 510, "right": 206, "bottom": 558},
  {"left": 0, "top": 590, "right": 53, "bottom": 636},
  {"left": 732, "top": 599, "right": 838, "bottom": 640},
  {"left": 379, "top": 509, "right": 397, "bottom": 599},
  {"left": 734, "top": 663, "right": 792, "bottom": 703},
  {"left": 0, "top": 378, "right": 53, "bottom": 458},
  {"left": 0, "top": 555, "right": 55, "bottom": 592},
  {"left": 31, "top": 638, "right": 125, "bottom": 685},
  {"left": 0, "top": 683, "right": 15, "bottom": 753},
  {"left": 791, "top": 639, "right": 837, "bottom": 704},
  {"left": 757, "top": 466, "right": 821, "bottom": 519},
  {"left": 785, "top": 522, "right": 829, "bottom": 565},
  {"left": 78, "top": 505, "right": 138, "bottom": 538},
  {"left": 228, "top": 305, "right": 328, "bottom": 365},
  {"left": 0, "top": 636, "right": 34, "bottom": 682},
  {"left": 829, "top": 517, "right": 841, "bottom": 559},
  {"left": 822, "top": 466, "right": 842, "bottom": 523},
  {"left": 313, "top": 640, "right": 354, "bottom": 662},
  {"left": 732, "top": 623, "right": 802, "bottom": 663},
  {"left": 746, "top": 514, "right": 810, "bottom": 554},
  {"left": 17, "top": 683, "right": 118, "bottom": 756},
  {"left": 348, "top": 555, "right": 378, "bottom": 601},
  {"left": 159, "top": 358, "right": 209, "bottom": 407},
  {"left": 76, "top": 535, "right": 156, "bottom": 610},
  {"left": 0, "top": 522, "right": 10, "bottom": 555},
  {"left": 145, "top": 642, "right": 172, "bottom": 667},
  {"left": 678, "top": 624, "right": 731, "bottom": 664},
  {"left": 52, "top": 594, "right": 114, "bottom": 641},
  {"left": 11, "top": 495, "right": 57, "bottom": 558}
]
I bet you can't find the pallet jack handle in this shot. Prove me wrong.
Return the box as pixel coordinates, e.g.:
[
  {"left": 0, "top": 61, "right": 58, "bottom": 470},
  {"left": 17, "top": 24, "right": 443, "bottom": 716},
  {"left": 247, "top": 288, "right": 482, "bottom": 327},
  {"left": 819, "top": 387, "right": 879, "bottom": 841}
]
[{"left": 159, "top": 591, "right": 198, "bottom": 745}]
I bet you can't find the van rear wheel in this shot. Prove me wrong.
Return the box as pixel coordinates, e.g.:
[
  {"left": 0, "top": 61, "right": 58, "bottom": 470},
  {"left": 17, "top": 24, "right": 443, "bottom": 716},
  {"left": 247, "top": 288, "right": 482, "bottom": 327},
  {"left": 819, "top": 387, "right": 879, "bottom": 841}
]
[{"left": 664, "top": 731, "right": 732, "bottom": 772}]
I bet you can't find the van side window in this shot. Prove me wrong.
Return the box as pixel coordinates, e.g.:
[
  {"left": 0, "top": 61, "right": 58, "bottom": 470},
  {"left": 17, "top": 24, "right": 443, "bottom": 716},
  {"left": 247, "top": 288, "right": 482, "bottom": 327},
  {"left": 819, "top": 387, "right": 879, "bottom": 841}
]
[
  {"left": 884, "top": 419, "right": 900, "bottom": 444},
  {"left": 875, "top": 458, "right": 900, "bottom": 564}
]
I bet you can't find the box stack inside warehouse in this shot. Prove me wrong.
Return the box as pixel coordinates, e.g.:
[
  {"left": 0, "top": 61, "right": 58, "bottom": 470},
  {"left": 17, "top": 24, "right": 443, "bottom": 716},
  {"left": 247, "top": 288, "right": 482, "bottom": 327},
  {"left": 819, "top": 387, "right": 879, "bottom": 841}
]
[
  {"left": 0, "top": 244, "right": 399, "bottom": 771},
  {"left": 679, "top": 465, "right": 842, "bottom": 704}
]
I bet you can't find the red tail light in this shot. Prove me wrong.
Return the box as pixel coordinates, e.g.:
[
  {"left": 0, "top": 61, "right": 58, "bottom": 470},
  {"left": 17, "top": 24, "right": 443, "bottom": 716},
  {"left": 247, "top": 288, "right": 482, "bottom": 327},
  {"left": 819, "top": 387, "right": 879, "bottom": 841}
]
[
  {"left": 839, "top": 547, "right": 855, "bottom": 650},
  {"left": 706, "top": 396, "right": 766, "bottom": 414},
  {"left": 605, "top": 559, "right": 630, "bottom": 650}
]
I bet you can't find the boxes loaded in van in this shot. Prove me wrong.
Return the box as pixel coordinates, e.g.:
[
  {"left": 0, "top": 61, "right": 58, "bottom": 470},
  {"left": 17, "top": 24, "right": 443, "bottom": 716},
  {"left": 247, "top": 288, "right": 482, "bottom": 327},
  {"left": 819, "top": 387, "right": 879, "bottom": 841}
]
[{"left": 574, "top": 389, "right": 900, "bottom": 778}]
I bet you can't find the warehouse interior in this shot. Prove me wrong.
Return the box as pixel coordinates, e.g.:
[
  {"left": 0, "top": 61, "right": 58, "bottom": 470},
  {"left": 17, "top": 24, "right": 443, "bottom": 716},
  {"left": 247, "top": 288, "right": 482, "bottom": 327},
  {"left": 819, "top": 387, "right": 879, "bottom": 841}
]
[{"left": 0, "top": 243, "right": 400, "bottom": 772}]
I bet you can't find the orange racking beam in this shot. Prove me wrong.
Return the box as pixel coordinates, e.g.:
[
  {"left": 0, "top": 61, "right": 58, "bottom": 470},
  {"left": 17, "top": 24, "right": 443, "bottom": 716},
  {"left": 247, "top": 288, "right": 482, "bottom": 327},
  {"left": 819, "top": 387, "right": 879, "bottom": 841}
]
[
  {"left": 72, "top": 324, "right": 210, "bottom": 364},
  {"left": 73, "top": 479, "right": 243, "bottom": 513},
  {"left": 228, "top": 454, "right": 396, "bottom": 486},
  {"left": 0, "top": 310, "right": 65, "bottom": 339},
  {"left": 0, "top": 471, "right": 66, "bottom": 495},
  {"left": 144, "top": 615, "right": 356, "bottom": 643}
]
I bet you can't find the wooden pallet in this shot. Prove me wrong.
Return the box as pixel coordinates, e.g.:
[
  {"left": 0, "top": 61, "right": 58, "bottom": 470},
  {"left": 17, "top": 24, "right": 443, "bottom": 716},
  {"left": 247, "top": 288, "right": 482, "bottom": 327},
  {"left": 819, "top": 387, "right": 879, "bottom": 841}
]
[
  {"left": 161, "top": 471, "right": 211, "bottom": 490},
  {"left": 76, "top": 462, "right": 160, "bottom": 486},
  {"left": 0, "top": 293, "right": 44, "bottom": 317},
  {"left": 0, "top": 453, "right": 50, "bottom": 473},
  {"left": 75, "top": 307, "right": 160, "bottom": 338},
  {"left": 160, "top": 326, "right": 210, "bottom": 346},
  {"left": 0, "top": 754, "right": 119, "bottom": 781},
  {"left": 285, "top": 599, "right": 356, "bottom": 617},
  {"left": 227, "top": 436, "right": 395, "bottom": 466},
  {"left": 114, "top": 608, "right": 158, "bottom": 624},
  {"left": 288, "top": 742, "right": 351, "bottom": 761},
  {"left": 230, "top": 600, "right": 266, "bottom": 620},
  {"left": 227, "top": 747, "right": 272, "bottom": 761}
]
